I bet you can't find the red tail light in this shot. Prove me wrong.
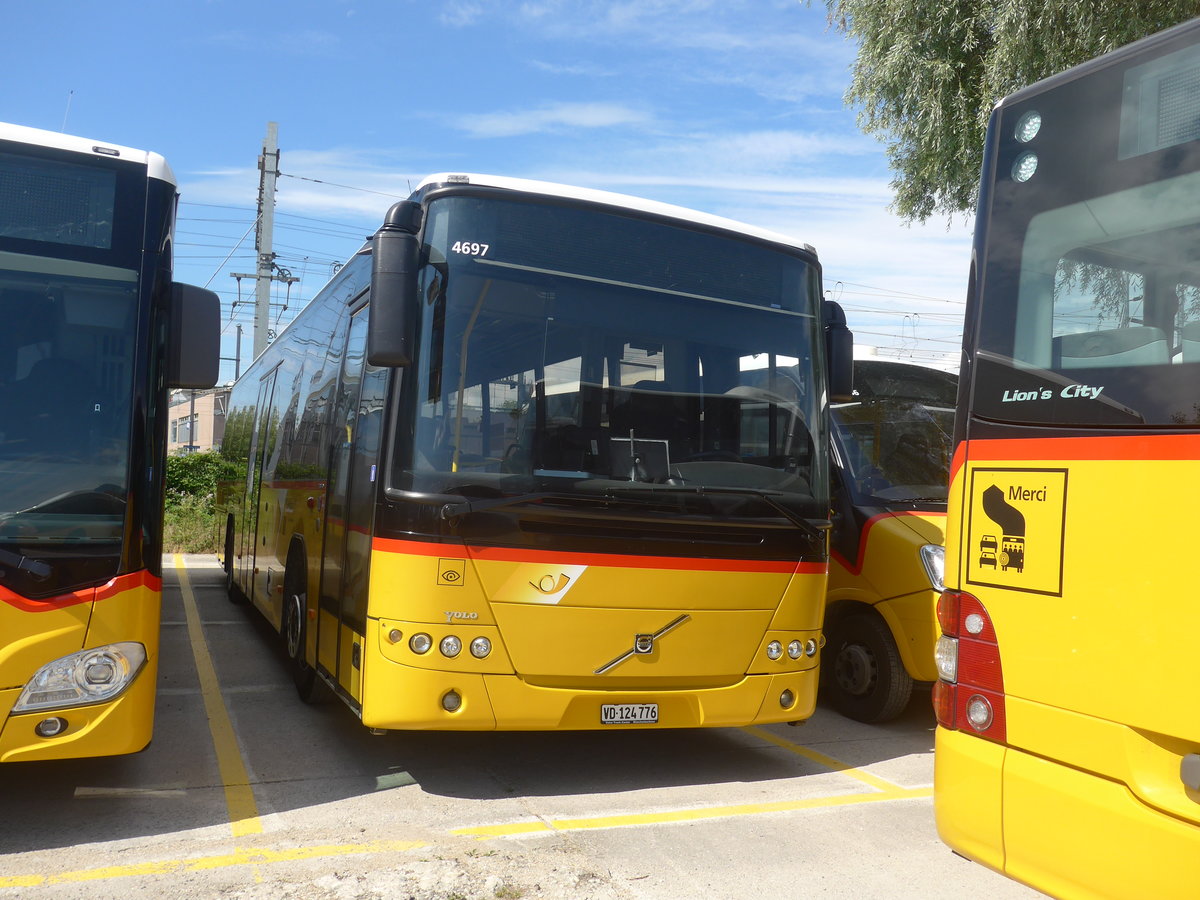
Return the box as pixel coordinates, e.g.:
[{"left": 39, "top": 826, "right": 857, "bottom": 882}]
[{"left": 934, "top": 590, "right": 1006, "bottom": 743}]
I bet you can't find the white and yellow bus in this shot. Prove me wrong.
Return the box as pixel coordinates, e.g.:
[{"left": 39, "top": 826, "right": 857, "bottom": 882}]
[
  {"left": 0, "top": 122, "right": 218, "bottom": 761},
  {"left": 934, "top": 19, "right": 1200, "bottom": 897},
  {"left": 219, "top": 173, "right": 853, "bottom": 732}
]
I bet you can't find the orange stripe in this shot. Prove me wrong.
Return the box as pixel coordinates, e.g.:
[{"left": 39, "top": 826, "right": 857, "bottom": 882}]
[
  {"left": 831, "top": 510, "right": 947, "bottom": 577},
  {"left": 950, "top": 433, "right": 1200, "bottom": 481},
  {"left": 0, "top": 569, "right": 160, "bottom": 613},
  {"left": 372, "top": 536, "right": 824, "bottom": 575}
]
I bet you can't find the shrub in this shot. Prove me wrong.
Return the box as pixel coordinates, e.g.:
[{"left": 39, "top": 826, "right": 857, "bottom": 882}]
[
  {"left": 163, "top": 493, "right": 218, "bottom": 553},
  {"left": 163, "top": 451, "right": 231, "bottom": 553}
]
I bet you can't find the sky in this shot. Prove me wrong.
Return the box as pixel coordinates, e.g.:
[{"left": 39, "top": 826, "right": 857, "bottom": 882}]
[{"left": 4, "top": 0, "right": 972, "bottom": 384}]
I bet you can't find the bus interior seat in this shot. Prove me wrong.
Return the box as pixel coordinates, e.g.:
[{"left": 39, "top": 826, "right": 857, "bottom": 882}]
[
  {"left": 1179, "top": 321, "right": 1200, "bottom": 362},
  {"left": 1054, "top": 325, "right": 1169, "bottom": 368}
]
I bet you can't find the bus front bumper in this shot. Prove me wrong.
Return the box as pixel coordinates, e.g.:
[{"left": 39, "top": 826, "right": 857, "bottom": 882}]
[
  {"left": 360, "top": 663, "right": 817, "bottom": 731},
  {"left": 0, "top": 659, "right": 157, "bottom": 763}
]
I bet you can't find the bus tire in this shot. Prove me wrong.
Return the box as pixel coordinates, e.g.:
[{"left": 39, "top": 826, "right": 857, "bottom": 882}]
[
  {"left": 824, "top": 611, "right": 913, "bottom": 723},
  {"left": 223, "top": 519, "right": 245, "bottom": 604},
  {"left": 282, "top": 550, "right": 327, "bottom": 704}
]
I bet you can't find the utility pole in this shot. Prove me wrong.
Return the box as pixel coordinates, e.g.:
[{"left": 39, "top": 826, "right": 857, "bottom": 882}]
[{"left": 231, "top": 122, "right": 297, "bottom": 359}]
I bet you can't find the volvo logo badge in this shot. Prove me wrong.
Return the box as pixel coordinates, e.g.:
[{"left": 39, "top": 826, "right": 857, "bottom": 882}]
[{"left": 594, "top": 614, "right": 691, "bottom": 674}]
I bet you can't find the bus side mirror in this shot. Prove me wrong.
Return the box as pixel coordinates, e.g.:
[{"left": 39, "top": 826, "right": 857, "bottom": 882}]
[
  {"left": 368, "top": 200, "right": 423, "bottom": 368},
  {"left": 169, "top": 282, "right": 221, "bottom": 389},
  {"left": 824, "top": 299, "right": 854, "bottom": 402}
]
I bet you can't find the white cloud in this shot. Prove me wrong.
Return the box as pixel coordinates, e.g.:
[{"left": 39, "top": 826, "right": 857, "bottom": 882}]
[{"left": 453, "top": 102, "right": 652, "bottom": 138}]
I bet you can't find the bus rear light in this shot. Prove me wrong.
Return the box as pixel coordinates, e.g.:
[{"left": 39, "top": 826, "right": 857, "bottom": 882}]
[
  {"left": 934, "top": 590, "right": 1005, "bottom": 743},
  {"left": 937, "top": 591, "right": 960, "bottom": 635},
  {"left": 932, "top": 680, "right": 956, "bottom": 728},
  {"left": 965, "top": 694, "right": 994, "bottom": 731},
  {"left": 935, "top": 635, "right": 958, "bottom": 682},
  {"left": 958, "top": 637, "right": 1003, "bottom": 692}
]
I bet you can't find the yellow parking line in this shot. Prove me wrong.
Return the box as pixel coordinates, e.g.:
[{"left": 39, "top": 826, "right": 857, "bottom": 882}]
[
  {"left": 452, "top": 786, "right": 932, "bottom": 839},
  {"left": 741, "top": 725, "right": 911, "bottom": 793},
  {"left": 174, "top": 554, "right": 262, "bottom": 837},
  {"left": 0, "top": 840, "right": 427, "bottom": 889}
]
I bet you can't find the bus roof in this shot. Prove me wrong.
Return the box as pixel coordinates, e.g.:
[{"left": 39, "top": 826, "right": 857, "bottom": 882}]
[
  {"left": 415, "top": 172, "right": 817, "bottom": 256},
  {"left": 0, "top": 120, "right": 177, "bottom": 187}
]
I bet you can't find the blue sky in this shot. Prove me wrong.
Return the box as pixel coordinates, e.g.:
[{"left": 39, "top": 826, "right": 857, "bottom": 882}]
[{"left": 4, "top": 0, "right": 971, "bottom": 384}]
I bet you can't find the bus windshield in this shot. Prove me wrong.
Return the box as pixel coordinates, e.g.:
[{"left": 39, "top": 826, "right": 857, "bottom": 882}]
[
  {"left": 0, "top": 256, "right": 136, "bottom": 553},
  {"left": 397, "top": 194, "right": 827, "bottom": 518},
  {"left": 832, "top": 361, "right": 956, "bottom": 504}
]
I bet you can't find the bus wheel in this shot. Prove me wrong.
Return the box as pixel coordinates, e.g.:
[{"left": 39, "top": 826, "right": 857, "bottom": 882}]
[
  {"left": 824, "top": 612, "right": 913, "bottom": 723},
  {"left": 282, "top": 567, "right": 327, "bottom": 704}
]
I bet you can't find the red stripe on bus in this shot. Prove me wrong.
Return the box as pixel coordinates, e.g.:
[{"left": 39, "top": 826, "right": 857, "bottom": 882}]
[
  {"left": 0, "top": 569, "right": 161, "bottom": 613},
  {"left": 949, "top": 433, "right": 1200, "bottom": 480},
  {"left": 372, "top": 536, "right": 824, "bottom": 575},
  {"left": 831, "top": 510, "right": 947, "bottom": 576}
]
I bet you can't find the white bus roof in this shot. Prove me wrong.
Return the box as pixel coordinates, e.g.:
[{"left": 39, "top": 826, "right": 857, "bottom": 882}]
[
  {"left": 416, "top": 173, "right": 816, "bottom": 256},
  {"left": 0, "top": 120, "right": 177, "bottom": 187}
]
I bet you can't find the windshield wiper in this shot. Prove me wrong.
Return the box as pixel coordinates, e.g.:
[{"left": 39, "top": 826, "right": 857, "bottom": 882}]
[
  {"left": 0, "top": 547, "right": 52, "bottom": 579},
  {"left": 654, "top": 485, "right": 830, "bottom": 540}
]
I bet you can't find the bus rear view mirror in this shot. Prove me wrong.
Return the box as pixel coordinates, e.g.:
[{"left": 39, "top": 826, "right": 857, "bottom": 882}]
[
  {"left": 824, "top": 299, "right": 854, "bottom": 402},
  {"left": 169, "top": 282, "right": 221, "bottom": 389},
  {"left": 368, "top": 200, "right": 422, "bottom": 368}
]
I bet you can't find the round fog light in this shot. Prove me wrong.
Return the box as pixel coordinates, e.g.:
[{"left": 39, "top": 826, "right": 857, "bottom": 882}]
[
  {"left": 35, "top": 717, "right": 68, "bottom": 738},
  {"left": 966, "top": 694, "right": 993, "bottom": 731},
  {"left": 804, "top": 639, "right": 818, "bottom": 657},
  {"left": 470, "top": 637, "right": 492, "bottom": 659},
  {"left": 409, "top": 633, "right": 432, "bottom": 654},
  {"left": 440, "top": 635, "right": 462, "bottom": 658},
  {"left": 441, "top": 690, "right": 462, "bottom": 712},
  {"left": 787, "top": 640, "right": 803, "bottom": 659},
  {"left": 779, "top": 689, "right": 795, "bottom": 709},
  {"left": 766, "top": 640, "right": 783, "bottom": 660},
  {"left": 387, "top": 628, "right": 403, "bottom": 644}
]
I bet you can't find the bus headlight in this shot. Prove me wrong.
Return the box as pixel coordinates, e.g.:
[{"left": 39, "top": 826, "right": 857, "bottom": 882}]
[
  {"left": 12, "top": 642, "right": 147, "bottom": 713},
  {"left": 920, "top": 544, "right": 945, "bottom": 593}
]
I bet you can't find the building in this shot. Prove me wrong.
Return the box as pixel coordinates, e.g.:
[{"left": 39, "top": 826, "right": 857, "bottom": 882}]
[{"left": 167, "top": 386, "right": 230, "bottom": 455}]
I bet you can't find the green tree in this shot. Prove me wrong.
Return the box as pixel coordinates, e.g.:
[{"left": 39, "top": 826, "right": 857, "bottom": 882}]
[{"left": 824, "top": 1, "right": 1200, "bottom": 221}]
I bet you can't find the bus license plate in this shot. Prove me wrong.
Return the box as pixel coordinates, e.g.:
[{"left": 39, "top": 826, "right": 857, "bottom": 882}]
[{"left": 601, "top": 703, "right": 658, "bottom": 725}]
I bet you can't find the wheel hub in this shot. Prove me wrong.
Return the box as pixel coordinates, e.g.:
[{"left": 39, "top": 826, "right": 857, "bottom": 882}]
[{"left": 833, "top": 642, "right": 876, "bottom": 696}]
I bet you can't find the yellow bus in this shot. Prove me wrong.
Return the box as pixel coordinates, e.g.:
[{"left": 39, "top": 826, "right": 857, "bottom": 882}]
[
  {"left": 934, "top": 19, "right": 1200, "bottom": 897},
  {"left": 0, "top": 122, "right": 219, "bottom": 762},
  {"left": 824, "top": 359, "right": 955, "bottom": 722},
  {"left": 219, "top": 173, "right": 853, "bottom": 732}
]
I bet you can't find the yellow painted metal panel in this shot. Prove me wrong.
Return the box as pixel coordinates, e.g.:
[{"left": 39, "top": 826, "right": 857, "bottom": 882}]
[
  {"left": 1004, "top": 746, "right": 1200, "bottom": 899},
  {"left": 933, "top": 727, "right": 1006, "bottom": 874}
]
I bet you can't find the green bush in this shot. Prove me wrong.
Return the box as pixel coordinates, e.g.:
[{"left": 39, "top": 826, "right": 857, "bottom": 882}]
[
  {"left": 163, "top": 493, "right": 218, "bottom": 553},
  {"left": 163, "top": 451, "right": 230, "bottom": 553}
]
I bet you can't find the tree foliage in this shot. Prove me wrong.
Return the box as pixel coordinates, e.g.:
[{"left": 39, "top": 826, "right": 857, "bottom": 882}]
[{"left": 824, "top": 1, "right": 1200, "bottom": 221}]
